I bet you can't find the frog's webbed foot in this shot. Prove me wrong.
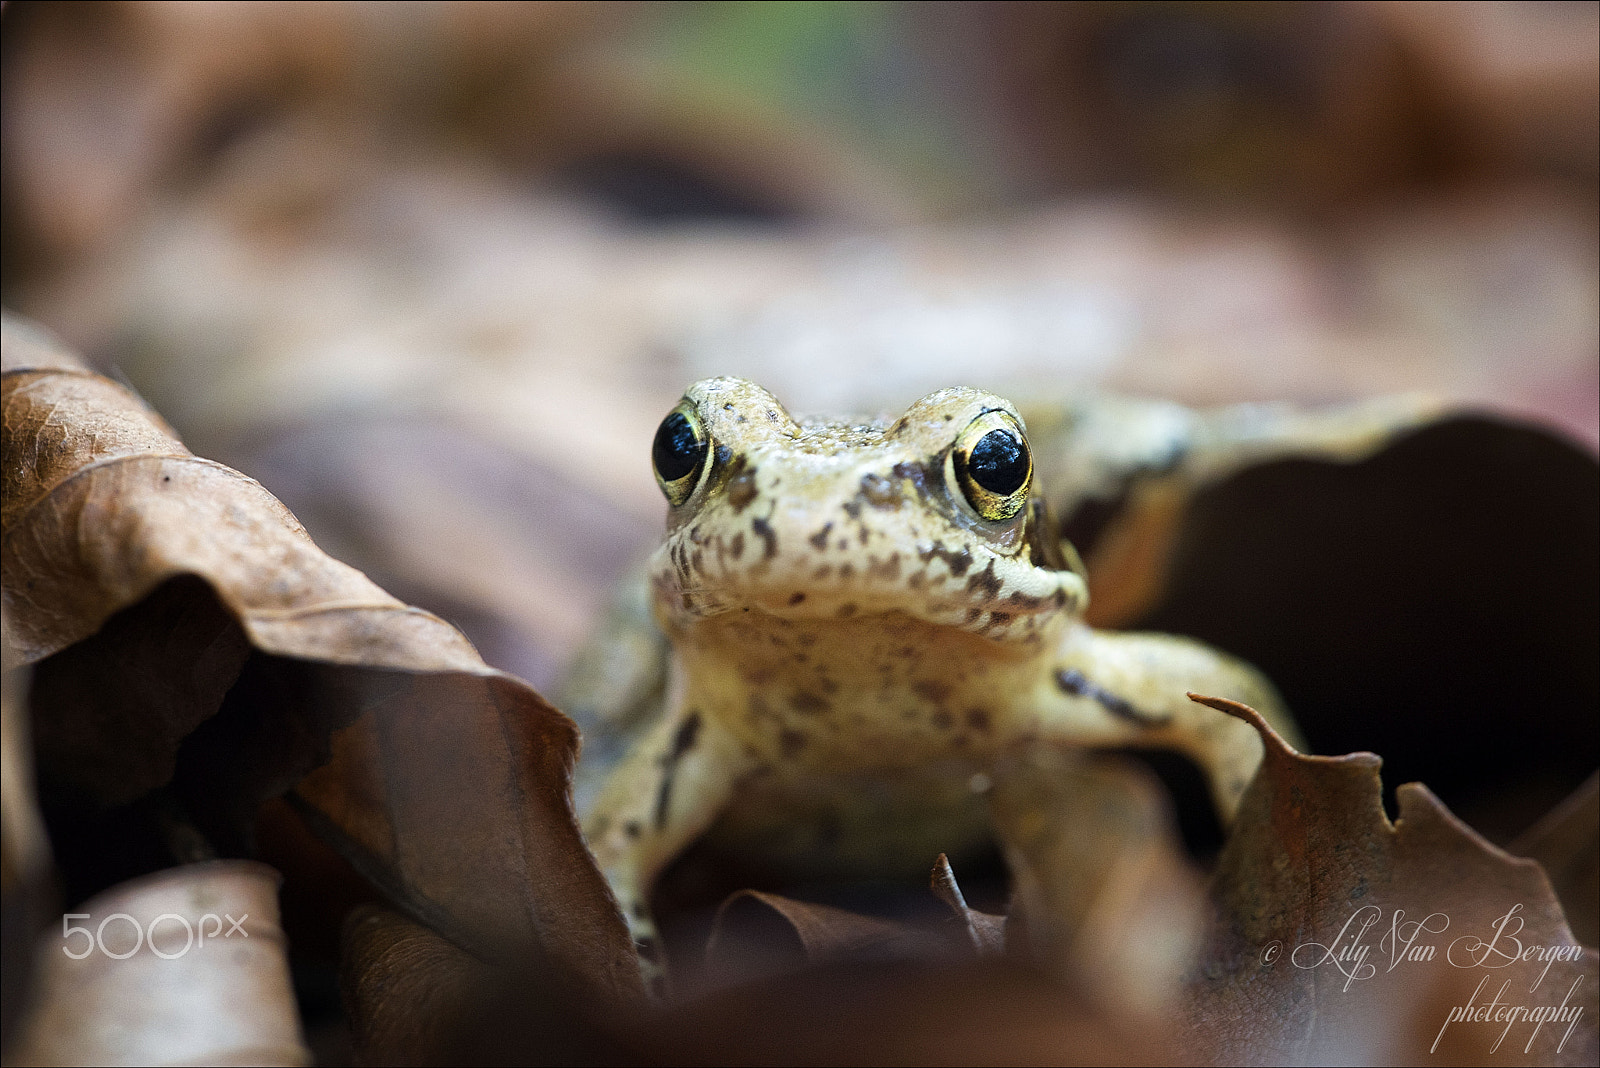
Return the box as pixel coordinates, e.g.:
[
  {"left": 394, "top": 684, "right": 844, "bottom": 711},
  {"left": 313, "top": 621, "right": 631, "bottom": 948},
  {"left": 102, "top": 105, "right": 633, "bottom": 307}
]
[
  {"left": 581, "top": 701, "right": 752, "bottom": 993},
  {"left": 1040, "top": 626, "right": 1300, "bottom": 822}
]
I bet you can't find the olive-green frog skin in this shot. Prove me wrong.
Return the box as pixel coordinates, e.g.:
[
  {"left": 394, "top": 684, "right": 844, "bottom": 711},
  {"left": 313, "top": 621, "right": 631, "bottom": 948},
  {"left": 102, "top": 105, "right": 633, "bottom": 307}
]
[{"left": 581, "top": 377, "right": 1295, "bottom": 975}]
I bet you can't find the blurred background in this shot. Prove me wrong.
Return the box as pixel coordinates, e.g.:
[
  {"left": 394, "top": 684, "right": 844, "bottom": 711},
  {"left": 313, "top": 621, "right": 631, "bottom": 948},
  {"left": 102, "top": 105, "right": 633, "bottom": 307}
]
[{"left": 3, "top": 0, "right": 1596, "bottom": 695}]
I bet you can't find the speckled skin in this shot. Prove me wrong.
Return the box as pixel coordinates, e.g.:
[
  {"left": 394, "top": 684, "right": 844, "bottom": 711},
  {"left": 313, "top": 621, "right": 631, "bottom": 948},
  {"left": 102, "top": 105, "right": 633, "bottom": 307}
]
[{"left": 583, "top": 378, "right": 1294, "bottom": 978}]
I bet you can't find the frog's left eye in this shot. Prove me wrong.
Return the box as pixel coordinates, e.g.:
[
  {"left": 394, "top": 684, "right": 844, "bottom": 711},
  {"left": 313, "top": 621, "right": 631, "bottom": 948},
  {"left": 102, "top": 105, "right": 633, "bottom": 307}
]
[
  {"left": 652, "top": 402, "right": 709, "bottom": 506},
  {"left": 950, "top": 410, "right": 1031, "bottom": 522}
]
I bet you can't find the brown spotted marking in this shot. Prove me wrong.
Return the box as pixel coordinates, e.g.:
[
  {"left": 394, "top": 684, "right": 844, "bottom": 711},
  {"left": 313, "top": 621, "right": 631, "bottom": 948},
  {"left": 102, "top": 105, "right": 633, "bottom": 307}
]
[
  {"left": 919, "top": 542, "right": 973, "bottom": 578},
  {"left": 966, "top": 559, "right": 1003, "bottom": 599},
  {"left": 789, "top": 690, "right": 830, "bottom": 715},
  {"left": 891, "top": 459, "right": 928, "bottom": 494},
  {"left": 653, "top": 710, "right": 704, "bottom": 830},
  {"left": 808, "top": 522, "right": 833, "bottom": 550},
  {"left": 751, "top": 515, "right": 778, "bottom": 560},
  {"left": 860, "top": 471, "right": 899, "bottom": 507},
  {"left": 726, "top": 463, "right": 759, "bottom": 513},
  {"left": 868, "top": 554, "right": 902, "bottom": 580}
]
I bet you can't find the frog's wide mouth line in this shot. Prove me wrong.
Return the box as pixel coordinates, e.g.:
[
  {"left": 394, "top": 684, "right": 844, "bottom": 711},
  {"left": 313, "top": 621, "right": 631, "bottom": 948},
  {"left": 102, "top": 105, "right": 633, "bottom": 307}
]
[{"left": 651, "top": 544, "right": 1084, "bottom": 643}]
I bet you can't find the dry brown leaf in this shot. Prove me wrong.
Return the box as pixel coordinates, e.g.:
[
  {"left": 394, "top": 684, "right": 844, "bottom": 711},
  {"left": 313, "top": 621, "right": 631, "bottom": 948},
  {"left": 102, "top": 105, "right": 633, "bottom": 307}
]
[
  {"left": 237, "top": 417, "right": 661, "bottom": 695},
  {"left": 341, "top": 904, "right": 504, "bottom": 1066},
  {"left": 1186, "top": 694, "right": 1598, "bottom": 1066},
  {"left": 648, "top": 958, "right": 1180, "bottom": 1067},
  {"left": 1094, "top": 414, "right": 1599, "bottom": 850},
  {"left": 930, "top": 852, "right": 1005, "bottom": 956},
  {"left": 341, "top": 903, "right": 639, "bottom": 1066},
  {"left": 1022, "top": 392, "right": 1445, "bottom": 630},
  {"left": 0, "top": 311, "right": 637, "bottom": 994},
  {"left": 5, "top": 861, "right": 308, "bottom": 1066},
  {"left": 703, "top": 888, "right": 957, "bottom": 990},
  {"left": 342, "top": 900, "right": 1181, "bottom": 1066}
]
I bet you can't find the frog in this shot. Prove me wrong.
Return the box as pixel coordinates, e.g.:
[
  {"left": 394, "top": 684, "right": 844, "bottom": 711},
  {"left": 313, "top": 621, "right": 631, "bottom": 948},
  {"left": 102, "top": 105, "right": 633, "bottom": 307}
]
[{"left": 577, "top": 377, "right": 1299, "bottom": 979}]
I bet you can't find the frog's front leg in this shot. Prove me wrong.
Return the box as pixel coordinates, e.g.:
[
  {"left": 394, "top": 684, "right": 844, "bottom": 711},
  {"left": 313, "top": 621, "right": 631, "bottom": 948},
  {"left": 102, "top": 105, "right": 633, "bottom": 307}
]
[
  {"left": 582, "top": 700, "right": 752, "bottom": 984},
  {"left": 1035, "top": 625, "right": 1302, "bottom": 821}
]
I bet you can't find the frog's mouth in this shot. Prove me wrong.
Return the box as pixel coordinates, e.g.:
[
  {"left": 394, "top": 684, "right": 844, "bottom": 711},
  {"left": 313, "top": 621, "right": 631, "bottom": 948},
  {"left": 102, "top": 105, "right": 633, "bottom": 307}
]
[{"left": 649, "top": 533, "right": 1086, "bottom": 644}]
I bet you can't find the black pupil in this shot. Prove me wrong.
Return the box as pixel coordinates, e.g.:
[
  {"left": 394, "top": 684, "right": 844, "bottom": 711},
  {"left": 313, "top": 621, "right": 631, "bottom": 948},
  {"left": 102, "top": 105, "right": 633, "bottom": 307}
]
[
  {"left": 653, "top": 411, "right": 705, "bottom": 482},
  {"left": 968, "top": 428, "right": 1028, "bottom": 496}
]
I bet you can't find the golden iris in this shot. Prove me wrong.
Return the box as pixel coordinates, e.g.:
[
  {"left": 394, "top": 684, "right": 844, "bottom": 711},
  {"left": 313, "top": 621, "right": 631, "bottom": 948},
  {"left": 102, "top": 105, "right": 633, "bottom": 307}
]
[
  {"left": 950, "top": 410, "right": 1031, "bottom": 521},
  {"left": 652, "top": 401, "right": 708, "bottom": 506}
]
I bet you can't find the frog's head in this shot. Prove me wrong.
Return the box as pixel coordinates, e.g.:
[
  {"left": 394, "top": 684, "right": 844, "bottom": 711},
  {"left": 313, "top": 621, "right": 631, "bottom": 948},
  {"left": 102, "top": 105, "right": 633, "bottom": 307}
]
[{"left": 647, "top": 378, "right": 1087, "bottom": 643}]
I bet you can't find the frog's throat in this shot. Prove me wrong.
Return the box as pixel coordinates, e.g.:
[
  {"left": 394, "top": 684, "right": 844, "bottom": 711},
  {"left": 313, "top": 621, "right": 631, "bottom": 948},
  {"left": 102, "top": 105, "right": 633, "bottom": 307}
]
[{"left": 674, "top": 609, "right": 1060, "bottom": 771}]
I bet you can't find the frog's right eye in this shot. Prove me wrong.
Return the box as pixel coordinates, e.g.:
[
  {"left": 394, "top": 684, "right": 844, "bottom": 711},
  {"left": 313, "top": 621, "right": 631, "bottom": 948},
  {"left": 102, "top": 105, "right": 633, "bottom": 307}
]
[{"left": 652, "top": 403, "right": 709, "bottom": 506}]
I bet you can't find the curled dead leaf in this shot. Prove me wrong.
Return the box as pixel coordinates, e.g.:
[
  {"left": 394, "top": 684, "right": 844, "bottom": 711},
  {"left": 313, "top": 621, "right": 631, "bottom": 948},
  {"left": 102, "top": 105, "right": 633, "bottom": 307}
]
[
  {"left": 342, "top": 903, "right": 640, "bottom": 1065},
  {"left": 0, "top": 311, "right": 637, "bottom": 994},
  {"left": 5, "top": 861, "right": 308, "bottom": 1066},
  {"left": 1026, "top": 392, "right": 1445, "bottom": 631},
  {"left": 341, "top": 904, "right": 504, "bottom": 1066},
  {"left": 1186, "top": 693, "right": 1597, "bottom": 1066},
  {"left": 703, "top": 887, "right": 957, "bottom": 992},
  {"left": 1112, "top": 417, "right": 1598, "bottom": 847}
]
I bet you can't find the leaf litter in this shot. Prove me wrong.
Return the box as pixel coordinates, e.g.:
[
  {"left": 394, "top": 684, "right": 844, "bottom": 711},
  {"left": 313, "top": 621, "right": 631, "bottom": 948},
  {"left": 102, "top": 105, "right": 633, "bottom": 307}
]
[{"left": 2, "top": 308, "right": 1596, "bottom": 1064}]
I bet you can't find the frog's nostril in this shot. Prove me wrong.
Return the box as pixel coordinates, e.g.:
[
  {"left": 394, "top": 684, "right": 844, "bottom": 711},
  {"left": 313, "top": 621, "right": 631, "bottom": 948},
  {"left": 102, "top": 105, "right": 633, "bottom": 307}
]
[{"left": 860, "top": 472, "right": 900, "bottom": 507}]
